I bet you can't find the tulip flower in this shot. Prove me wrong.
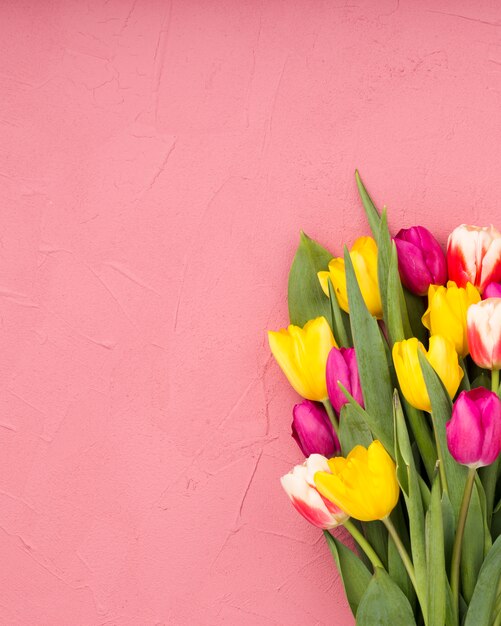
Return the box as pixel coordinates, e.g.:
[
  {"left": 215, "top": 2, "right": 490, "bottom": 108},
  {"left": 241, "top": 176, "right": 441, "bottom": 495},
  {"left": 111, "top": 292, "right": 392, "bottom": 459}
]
[
  {"left": 484, "top": 282, "right": 501, "bottom": 299},
  {"left": 422, "top": 280, "right": 481, "bottom": 357},
  {"left": 280, "top": 454, "right": 348, "bottom": 529},
  {"left": 447, "top": 224, "right": 501, "bottom": 293},
  {"left": 467, "top": 298, "right": 501, "bottom": 370},
  {"left": 314, "top": 441, "right": 399, "bottom": 522},
  {"left": 326, "top": 347, "right": 364, "bottom": 414},
  {"left": 291, "top": 401, "right": 340, "bottom": 457},
  {"left": 318, "top": 236, "right": 383, "bottom": 318},
  {"left": 394, "top": 225, "right": 447, "bottom": 296},
  {"left": 446, "top": 388, "right": 501, "bottom": 468},
  {"left": 393, "top": 336, "right": 463, "bottom": 412},
  {"left": 268, "top": 317, "right": 337, "bottom": 401}
]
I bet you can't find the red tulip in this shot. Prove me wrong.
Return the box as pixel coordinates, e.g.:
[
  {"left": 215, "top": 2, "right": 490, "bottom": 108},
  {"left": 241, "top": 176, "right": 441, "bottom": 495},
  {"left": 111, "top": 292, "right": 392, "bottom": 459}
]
[
  {"left": 326, "top": 347, "right": 364, "bottom": 414},
  {"left": 291, "top": 401, "right": 340, "bottom": 457},
  {"left": 447, "top": 224, "right": 501, "bottom": 293},
  {"left": 467, "top": 298, "right": 501, "bottom": 370}
]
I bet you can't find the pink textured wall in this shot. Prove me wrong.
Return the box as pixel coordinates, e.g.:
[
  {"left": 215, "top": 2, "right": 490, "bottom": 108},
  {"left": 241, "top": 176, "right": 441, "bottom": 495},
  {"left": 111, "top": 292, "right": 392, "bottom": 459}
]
[{"left": 1, "top": 1, "right": 501, "bottom": 624}]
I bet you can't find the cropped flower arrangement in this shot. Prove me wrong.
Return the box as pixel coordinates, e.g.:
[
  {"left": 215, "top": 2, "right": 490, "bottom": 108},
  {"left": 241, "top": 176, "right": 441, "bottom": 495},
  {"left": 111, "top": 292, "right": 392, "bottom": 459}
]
[{"left": 269, "top": 172, "right": 501, "bottom": 625}]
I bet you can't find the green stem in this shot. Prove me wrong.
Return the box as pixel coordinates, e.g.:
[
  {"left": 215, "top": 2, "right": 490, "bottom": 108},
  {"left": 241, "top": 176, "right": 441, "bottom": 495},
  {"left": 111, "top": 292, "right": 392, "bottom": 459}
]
[
  {"left": 493, "top": 369, "right": 499, "bottom": 396},
  {"left": 322, "top": 399, "right": 339, "bottom": 436},
  {"left": 382, "top": 516, "right": 417, "bottom": 593},
  {"left": 343, "top": 519, "right": 384, "bottom": 570},
  {"left": 450, "top": 467, "right": 477, "bottom": 621},
  {"left": 429, "top": 410, "right": 449, "bottom": 496}
]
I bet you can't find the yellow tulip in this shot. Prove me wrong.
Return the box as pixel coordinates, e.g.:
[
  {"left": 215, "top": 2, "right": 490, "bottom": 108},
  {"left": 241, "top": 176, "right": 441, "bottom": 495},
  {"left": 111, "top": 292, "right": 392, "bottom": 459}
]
[
  {"left": 317, "top": 236, "right": 383, "bottom": 319},
  {"left": 422, "top": 281, "right": 481, "bottom": 356},
  {"left": 268, "top": 316, "right": 337, "bottom": 401},
  {"left": 392, "top": 336, "right": 464, "bottom": 412},
  {"left": 314, "top": 441, "right": 399, "bottom": 522}
]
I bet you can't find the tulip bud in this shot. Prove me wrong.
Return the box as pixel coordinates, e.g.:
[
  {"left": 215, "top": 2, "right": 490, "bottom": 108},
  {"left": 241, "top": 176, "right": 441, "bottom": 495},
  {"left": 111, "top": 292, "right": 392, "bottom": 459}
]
[
  {"left": 467, "top": 298, "right": 501, "bottom": 370},
  {"left": 268, "top": 317, "right": 337, "bottom": 401},
  {"left": 447, "top": 224, "right": 501, "bottom": 293},
  {"left": 291, "top": 401, "right": 340, "bottom": 457},
  {"left": 422, "top": 281, "right": 481, "bottom": 357},
  {"left": 446, "top": 388, "right": 501, "bottom": 468},
  {"left": 484, "top": 282, "right": 501, "bottom": 299},
  {"left": 280, "top": 454, "right": 348, "bottom": 529},
  {"left": 314, "top": 441, "right": 399, "bottom": 522},
  {"left": 394, "top": 226, "right": 447, "bottom": 296},
  {"left": 326, "top": 347, "right": 364, "bottom": 414},
  {"left": 318, "top": 236, "right": 383, "bottom": 318}
]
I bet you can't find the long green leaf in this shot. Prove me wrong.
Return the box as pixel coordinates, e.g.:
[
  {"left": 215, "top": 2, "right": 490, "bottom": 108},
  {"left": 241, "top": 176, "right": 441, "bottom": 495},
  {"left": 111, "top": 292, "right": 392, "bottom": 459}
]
[
  {"left": 338, "top": 403, "right": 373, "bottom": 455},
  {"left": 464, "top": 536, "right": 501, "bottom": 626},
  {"left": 461, "top": 483, "right": 486, "bottom": 603},
  {"left": 356, "top": 567, "right": 416, "bottom": 626},
  {"left": 323, "top": 530, "right": 372, "bottom": 616},
  {"left": 418, "top": 352, "right": 468, "bottom": 518},
  {"left": 394, "top": 391, "right": 428, "bottom": 618},
  {"left": 426, "top": 475, "right": 447, "bottom": 626},
  {"left": 287, "top": 231, "right": 333, "bottom": 326},
  {"left": 344, "top": 247, "right": 394, "bottom": 455},
  {"left": 377, "top": 210, "right": 392, "bottom": 327},
  {"left": 328, "top": 278, "right": 350, "bottom": 348},
  {"left": 355, "top": 170, "right": 381, "bottom": 239}
]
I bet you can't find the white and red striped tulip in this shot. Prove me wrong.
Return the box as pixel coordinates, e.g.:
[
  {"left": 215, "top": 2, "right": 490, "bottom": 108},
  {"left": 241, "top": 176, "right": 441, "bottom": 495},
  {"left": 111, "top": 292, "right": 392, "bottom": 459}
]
[
  {"left": 467, "top": 298, "right": 501, "bottom": 370},
  {"left": 447, "top": 224, "right": 501, "bottom": 293},
  {"left": 280, "top": 454, "right": 348, "bottom": 529}
]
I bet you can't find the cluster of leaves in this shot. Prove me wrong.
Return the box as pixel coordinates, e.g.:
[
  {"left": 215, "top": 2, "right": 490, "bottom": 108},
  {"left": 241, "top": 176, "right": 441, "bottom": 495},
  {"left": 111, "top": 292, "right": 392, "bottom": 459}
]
[{"left": 287, "top": 172, "right": 501, "bottom": 626}]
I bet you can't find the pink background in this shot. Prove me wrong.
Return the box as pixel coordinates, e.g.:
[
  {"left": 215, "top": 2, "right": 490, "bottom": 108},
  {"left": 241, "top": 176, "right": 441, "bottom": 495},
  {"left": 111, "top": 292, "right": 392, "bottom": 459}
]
[{"left": 1, "top": 0, "right": 500, "bottom": 624}]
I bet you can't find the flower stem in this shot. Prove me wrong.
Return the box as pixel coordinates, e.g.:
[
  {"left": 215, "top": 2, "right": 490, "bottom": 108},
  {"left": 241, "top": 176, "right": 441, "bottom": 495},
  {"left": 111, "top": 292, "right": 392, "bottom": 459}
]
[
  {"left": 493, "top": 369, "right": 499, "bottom": 397},
  {"left": 322, "top": 399, "right": 339, "bottom": 436},
  {"left": 429, "top": 410, "right": 449, "bottom": 496},
  {"left": 343, "top": 519, "right": 384, "bottom": 570},
  {"left": 382, "top": 516, "right": 417, "bottom": 592},
  {"left": 450, "top": 466, "right": 477, "bottom": 621}
]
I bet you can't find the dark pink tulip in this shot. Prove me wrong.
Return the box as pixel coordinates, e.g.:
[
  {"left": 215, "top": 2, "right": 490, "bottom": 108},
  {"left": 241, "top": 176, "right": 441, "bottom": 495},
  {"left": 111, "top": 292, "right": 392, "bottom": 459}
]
[
  {"left": 446, "top": 388, "right": 501, "bottom": 468},
  {"left": 291, "top": 400, "right": 340, "bottom": 457},
  {"left": 484, "top": 282, "right": 501, "bottom": 299},
  {"left": 326, "top": 347, "right": 364, "bottom": 414},
  {"left": 394, "top": 226, "right": 447, "bottom": 296}
]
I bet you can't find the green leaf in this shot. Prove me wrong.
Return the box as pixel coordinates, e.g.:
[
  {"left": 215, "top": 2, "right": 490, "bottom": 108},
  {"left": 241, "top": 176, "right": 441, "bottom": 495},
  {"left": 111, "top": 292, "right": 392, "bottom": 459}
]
[
  {"left": 287, "top": 231, "right": 333, "bottom": 327},
  {"left": 388, "top": 505, "right": 415, "bottom": 608},
  {"left": 480, "top": 457, "right": 500, "bottom": 527},
  {"left": 327, "top": 278, "right": 350, "bottom": 348},
  {"left": 426, "top": 475, "right": 447, "bottom": 626},
  {"left": 377, "top": 210, "right": 392, "bottom": 328},
  {"left": 464, "top": 536, "right": 501, "bottom": 626},
  {"left": 393, "top": 391, "right": 428, "bottom": 616},
  {"left": 355, "top": 170, "right": 381, "bottom": 239},
  {"left": 338, "top": 383, "right": 391, "bottom": 455},
  {"left": 441, "top": 491, "right": 455, "bottom": 567},
  {"left": 364, "top": 522, "right": 389, "bottom": 571},
  {"left": 402, "top": 402, "right": 436, "bottom": 482},
  {"left": 461, "top": 482, "right": 486, "bottom": 603},
  {"left": 403, "top": 288, "right": 427, "bottom": 345},
  {"left": 323, "top": 530, "right": 372, "bottom": 616},
  {"left": 338, "top": 402, "right": 373, "bottom": 455},
  {"left": 418, "top": 352, "right": 468, "bottom": 518},
  {"left": 356, "top": 567, "right": 416, "bottom": 626},
  {"left": 344, "top": 247, "right": 394, "bottom": 455}
]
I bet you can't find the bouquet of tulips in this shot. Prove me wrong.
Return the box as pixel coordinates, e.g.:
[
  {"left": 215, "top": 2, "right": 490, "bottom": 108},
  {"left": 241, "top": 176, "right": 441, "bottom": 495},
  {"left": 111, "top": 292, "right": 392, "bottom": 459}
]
[{"left": 269, "top": 172, "right": 501, "bottom": 626}]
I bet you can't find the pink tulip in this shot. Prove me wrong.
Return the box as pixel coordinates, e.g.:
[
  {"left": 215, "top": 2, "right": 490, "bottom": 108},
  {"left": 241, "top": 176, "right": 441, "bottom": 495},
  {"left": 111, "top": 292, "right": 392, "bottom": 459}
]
[
  {"left": 484, "top": 282, "right": 501, "bottom": 299},
  {"left": 446, "top": 388, "right": 501, "bottom": 468},
  {"left": 326, "top": 347, "right": 364, "bottom": 414},
  {"left": 291, "top": 401, "right": 340, "bottom": 458},
  {"left": 280, "top": 455, "right": 348, "bottom": 529},
  {"left": 467, "top": 298, "right": 501, "bottom": 370},
  {"left": 394, "top": 226, "right": 447, "bottom": 295},
  {"left": 447, "top": 224, "right": 501, "bottom": 293}
]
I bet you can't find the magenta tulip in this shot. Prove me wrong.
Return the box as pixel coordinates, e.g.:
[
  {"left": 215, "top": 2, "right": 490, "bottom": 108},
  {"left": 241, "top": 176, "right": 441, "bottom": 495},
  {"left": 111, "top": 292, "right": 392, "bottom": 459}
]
[
  {"left": 484, "top": 282, "right": 501, "bottom": 299},
  {"left": 326, "top": 347, "right": 364, "bottom": 414},
  {"left": 291, "top": 400, "right": 340, "bottom": 457},
  {"left": 394, "top": 226, "right": 447, "bottom": 295},
  {"left": 446, "top": 388, "right": 501, "bottom": 468}
]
